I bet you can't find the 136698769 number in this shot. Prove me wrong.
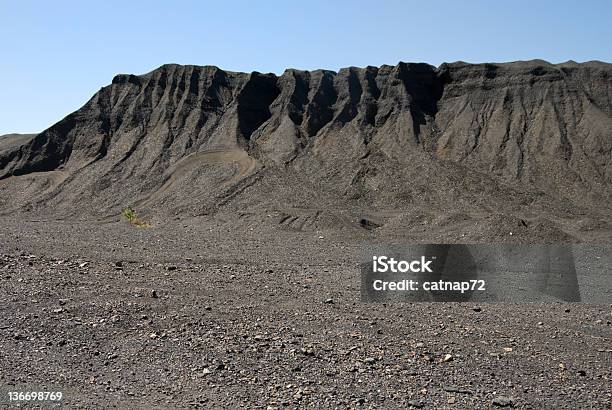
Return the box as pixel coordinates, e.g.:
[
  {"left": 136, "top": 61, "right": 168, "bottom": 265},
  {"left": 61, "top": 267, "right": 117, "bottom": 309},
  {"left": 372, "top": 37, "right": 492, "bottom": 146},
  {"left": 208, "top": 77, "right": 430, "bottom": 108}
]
[{"left": 7, "top": 391, "right": 63, "bottom": 401}]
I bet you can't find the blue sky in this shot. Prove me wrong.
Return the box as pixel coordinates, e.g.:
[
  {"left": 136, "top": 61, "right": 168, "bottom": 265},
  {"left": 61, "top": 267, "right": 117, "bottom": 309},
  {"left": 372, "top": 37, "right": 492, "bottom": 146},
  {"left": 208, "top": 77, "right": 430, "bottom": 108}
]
[{"left": 1, "top": 0, "right": 610, "bottom": 134}]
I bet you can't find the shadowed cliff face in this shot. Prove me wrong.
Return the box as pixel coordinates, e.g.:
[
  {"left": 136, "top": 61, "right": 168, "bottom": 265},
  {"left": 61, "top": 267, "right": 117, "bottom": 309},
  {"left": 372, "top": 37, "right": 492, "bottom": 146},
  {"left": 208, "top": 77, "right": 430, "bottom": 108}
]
[{"left": 0, "top": 60, "right": 610, "bottom": 227}]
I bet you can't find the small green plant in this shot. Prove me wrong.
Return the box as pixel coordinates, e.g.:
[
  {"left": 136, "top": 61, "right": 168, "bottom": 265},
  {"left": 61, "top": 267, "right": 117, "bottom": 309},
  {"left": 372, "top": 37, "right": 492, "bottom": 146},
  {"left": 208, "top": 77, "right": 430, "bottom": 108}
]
[
  {"left": 122, "top": 207, "right": 137, "bottom": 221},
  {"left": 122, "top": 207, "right": 150, "bottom": 227}
]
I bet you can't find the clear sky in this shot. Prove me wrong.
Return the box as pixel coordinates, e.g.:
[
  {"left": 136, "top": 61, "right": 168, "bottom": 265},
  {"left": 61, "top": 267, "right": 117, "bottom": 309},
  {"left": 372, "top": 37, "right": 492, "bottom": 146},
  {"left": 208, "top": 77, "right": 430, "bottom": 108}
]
[{"left": 1, "top": 0, "right": 610, "bottom": 135}]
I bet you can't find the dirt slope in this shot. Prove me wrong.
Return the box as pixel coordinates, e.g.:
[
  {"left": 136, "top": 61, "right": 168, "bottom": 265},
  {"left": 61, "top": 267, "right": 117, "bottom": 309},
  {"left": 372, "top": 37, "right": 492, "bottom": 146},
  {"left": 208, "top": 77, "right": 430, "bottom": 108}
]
[
  {"left": 0, "top": 61, "right": 610, "bottom": 241},
  {"left": 0, "top": 133, "right": 36, "bottom": 154}
]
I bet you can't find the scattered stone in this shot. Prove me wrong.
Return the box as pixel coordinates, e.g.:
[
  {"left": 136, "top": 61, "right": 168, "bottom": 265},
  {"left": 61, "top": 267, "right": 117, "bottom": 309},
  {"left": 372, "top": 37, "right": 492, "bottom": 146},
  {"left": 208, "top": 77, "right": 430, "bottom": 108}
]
[
  {"left": 150, "top": 290, "right": 158, "bottom": 299},
  {"left": 492, "top": 396, "right": 514, "bottom": 407},
  {"left": 472, "top": 306, "right": 482, "bottom": 312},
  {"left": 300, "top": 347, "right": 315, "bottom": 356},
  {"left": 323, "top": 298, "right": 334, "bottom": 304},
  {"left": 79, "top": 262, "right": 89, "bottom": 268},
  {"left": 442, "top": 354, "right": 453, "bottom": 362},
  {"left": 407, "top": 400, "right": 424, "bottom": 408},
  {"left": 166, "top": 265, "right": 177, "bottom": 271},
  {"left": 364, "top": 357, "right": 376, "bottom": 364},
  {"left": 443, "top": 385, "right": 473, "bottom": 394}
]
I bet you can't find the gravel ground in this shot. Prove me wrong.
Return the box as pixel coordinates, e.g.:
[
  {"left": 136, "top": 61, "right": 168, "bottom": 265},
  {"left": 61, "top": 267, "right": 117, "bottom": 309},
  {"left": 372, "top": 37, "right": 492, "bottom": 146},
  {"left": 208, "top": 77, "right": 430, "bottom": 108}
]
[{"left": 0, "top": 218, "right": 610, "bottom": 409}]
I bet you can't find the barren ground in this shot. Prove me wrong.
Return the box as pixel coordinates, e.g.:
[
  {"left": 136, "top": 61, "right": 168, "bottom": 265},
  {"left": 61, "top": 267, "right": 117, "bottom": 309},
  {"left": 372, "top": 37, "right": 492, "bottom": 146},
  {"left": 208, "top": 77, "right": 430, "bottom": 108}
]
[{"left": 1, "top": 217, "right": 610, "bottom": 409}]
